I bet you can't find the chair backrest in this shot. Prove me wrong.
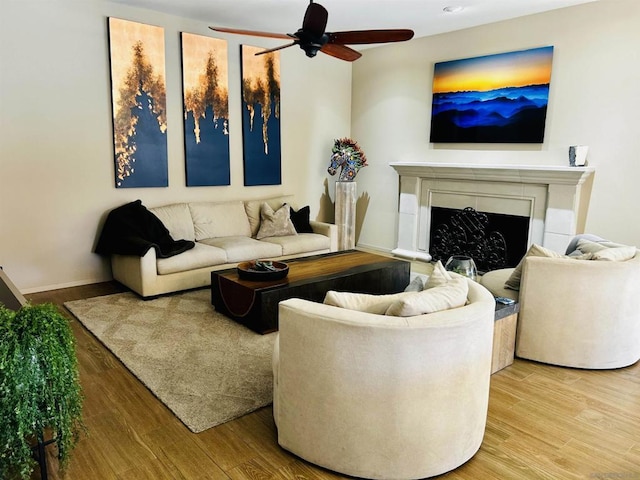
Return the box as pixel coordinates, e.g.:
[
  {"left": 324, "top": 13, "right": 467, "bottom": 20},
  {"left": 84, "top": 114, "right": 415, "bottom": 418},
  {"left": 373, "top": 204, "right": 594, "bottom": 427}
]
[
  {"left": 273, "top": 279, "right": 496, "bottom": 479},
  {"left": 517, "top": 251, "right": 640, "bottom": 368}
]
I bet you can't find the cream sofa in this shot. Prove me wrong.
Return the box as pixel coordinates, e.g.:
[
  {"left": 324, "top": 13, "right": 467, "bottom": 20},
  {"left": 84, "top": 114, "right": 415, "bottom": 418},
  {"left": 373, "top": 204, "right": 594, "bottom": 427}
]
[
  {"left": 481, "top": 246, "right": 640, "bottom": 369},
  {"left": 273, "top": 278, "right": 496, "bottom": 480},
  {"left": 110, "top": 196, "right": 337, "bottom": 298}
]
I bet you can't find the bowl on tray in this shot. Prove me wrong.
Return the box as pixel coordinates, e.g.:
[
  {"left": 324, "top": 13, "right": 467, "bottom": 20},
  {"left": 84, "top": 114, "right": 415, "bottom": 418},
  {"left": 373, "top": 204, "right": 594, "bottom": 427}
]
[{"left": 237, "top": 260, "right": 289, "bottom": 281}]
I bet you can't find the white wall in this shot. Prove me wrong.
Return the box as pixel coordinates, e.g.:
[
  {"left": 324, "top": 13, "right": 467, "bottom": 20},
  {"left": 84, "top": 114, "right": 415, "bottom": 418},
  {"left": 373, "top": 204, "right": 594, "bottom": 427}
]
[
  {"left": 352, "top": 0, "right": 640, "bottom": 252},
  {"left": 0, "top": 0, "right": 351, "bottom": 292}
]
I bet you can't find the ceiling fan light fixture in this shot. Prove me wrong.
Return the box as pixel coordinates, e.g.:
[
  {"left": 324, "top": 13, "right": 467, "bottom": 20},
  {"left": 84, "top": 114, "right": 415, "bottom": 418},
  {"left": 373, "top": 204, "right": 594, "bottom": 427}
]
[{"left": 443, "top": 6, "right": 465, "bottom": 14}]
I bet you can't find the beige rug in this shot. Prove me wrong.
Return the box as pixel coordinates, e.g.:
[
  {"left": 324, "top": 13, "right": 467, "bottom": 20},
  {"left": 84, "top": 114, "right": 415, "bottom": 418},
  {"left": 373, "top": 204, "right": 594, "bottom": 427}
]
[{"left": 65, "top": 289, "right": 276, "bottom": 433}]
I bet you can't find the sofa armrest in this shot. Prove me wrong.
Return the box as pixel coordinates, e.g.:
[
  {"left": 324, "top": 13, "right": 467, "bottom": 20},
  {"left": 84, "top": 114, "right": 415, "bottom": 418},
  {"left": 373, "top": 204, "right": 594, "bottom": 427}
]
[
  {"left": 309, "top": 220, "right": 338, "bottom": 252},
  {"left": 111, "top": 248, "right": 158, "bottom": 297}
]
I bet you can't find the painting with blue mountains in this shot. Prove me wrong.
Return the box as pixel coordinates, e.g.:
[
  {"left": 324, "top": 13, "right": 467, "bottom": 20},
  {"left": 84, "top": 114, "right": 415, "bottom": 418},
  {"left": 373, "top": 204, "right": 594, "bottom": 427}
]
[{"left": 429, "top": 46, "right": 554, "bottom": 143}]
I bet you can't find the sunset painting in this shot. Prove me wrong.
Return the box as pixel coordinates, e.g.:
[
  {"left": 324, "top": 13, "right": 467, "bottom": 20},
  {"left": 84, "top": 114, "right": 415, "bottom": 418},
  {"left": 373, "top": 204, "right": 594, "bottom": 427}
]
[
  {"left": 240, "top": 45, "right": 281, "bottom": 186},
  {"left": 108, "top": 18, "right": 168, "bottom": 187},
  {"left": 429, "top": 46, "right": 554, "bottom": 143},
  {"left": 181, "top": 33, "right": 230, "bottom": 186}
]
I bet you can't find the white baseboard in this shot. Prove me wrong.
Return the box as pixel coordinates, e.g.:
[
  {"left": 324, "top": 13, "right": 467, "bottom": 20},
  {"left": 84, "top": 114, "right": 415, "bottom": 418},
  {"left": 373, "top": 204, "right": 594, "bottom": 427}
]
[{"left": 21, "top": 276, "right": 114, "bottom": 294}]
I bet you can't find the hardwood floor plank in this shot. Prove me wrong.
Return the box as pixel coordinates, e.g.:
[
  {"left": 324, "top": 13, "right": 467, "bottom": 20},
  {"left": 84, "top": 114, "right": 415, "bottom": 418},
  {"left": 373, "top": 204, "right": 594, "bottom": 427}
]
[{"left": 194, "top": 422, "right": 260, "bottom": 473}]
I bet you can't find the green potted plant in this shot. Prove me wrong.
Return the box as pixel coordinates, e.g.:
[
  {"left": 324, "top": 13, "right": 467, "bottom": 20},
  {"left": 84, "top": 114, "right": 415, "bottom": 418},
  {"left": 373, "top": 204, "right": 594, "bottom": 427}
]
[{"left": 0, "top": 302, "right": 84, "bottom": 479}]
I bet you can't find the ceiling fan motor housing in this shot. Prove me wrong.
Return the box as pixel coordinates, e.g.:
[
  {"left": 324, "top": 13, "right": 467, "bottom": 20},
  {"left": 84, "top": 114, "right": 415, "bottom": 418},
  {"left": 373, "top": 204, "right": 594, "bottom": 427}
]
[{"left": 294, "top": 29, "right": 329, "bottom": 57}]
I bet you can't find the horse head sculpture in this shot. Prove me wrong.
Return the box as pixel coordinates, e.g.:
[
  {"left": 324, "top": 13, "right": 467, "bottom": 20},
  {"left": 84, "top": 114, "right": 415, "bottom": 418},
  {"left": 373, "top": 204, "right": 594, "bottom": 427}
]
[{"left": 327, "top": 137, "right": 367, "bottom": 182}]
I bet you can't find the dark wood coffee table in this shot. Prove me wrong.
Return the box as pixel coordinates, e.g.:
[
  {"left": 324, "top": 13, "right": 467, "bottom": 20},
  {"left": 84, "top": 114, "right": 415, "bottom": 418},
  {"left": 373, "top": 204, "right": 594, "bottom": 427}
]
[{"left": 211, "top": 250, "right": 411, "bottom": 334}]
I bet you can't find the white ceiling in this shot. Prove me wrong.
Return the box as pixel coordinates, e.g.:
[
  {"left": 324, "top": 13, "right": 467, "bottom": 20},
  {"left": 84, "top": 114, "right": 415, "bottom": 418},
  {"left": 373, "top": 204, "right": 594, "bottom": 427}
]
[{"left": 111, "top": 0, "right": 599, "bottom": 46}]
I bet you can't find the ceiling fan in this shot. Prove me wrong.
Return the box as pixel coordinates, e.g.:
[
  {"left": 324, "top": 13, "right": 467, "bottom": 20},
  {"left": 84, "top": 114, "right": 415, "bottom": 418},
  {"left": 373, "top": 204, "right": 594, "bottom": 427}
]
[{"left": 209, "top": 1, "right": 414, "bottom": 62}]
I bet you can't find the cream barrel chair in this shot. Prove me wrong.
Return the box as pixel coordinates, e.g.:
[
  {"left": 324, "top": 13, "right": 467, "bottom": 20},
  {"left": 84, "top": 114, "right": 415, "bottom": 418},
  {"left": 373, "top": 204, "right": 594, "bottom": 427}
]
[
  {"left": 272, "top": 279, "right": 495, "bottom": 480},
  {"left": 481, "top": 250, "right": 640, "bottom": 369}
]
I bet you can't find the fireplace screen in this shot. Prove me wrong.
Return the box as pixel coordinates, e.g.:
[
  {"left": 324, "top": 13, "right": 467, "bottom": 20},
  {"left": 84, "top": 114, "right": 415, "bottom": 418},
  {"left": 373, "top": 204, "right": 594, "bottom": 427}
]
[{"left": 429, "top": 207, "right": 529, "bottom": 272}]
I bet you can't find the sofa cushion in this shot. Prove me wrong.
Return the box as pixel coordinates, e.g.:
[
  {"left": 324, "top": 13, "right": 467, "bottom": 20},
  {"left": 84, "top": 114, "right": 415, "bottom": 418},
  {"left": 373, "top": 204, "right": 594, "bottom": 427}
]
[
  {"left": 245, "top": 196, "right": 295, "bottom": 237},
  {"left": 189, "top": 201, "right": 251, "bottom": 240},
  {"left": 385, "top": 276, "right": 469, "bottom": 317},
  {"left": 156, "top": 242, "right": 227, "bottom": 275},
  {"left": 260, "top": 233, "right": 330, "bottom": 256},
  {"left": 199, "top": 236, "right": 282, "bottom": 263},
  {"left": 256, "top": 203, "right": 297, "bottom": 240},
  {"left": 149, "top": 203, "right": 196, "bottom": 242},
  {"left": 323, "top": 290, "right": 412, "bottom": 314}
]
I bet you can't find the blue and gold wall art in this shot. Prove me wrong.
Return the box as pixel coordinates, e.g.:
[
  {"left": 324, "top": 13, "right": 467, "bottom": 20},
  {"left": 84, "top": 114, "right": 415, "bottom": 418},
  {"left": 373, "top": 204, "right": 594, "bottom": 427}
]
[
  {"left": 181, "top": 33, "right": 230, "bottom": 186},
  {"left": 240, "top": 45, "right": 281, "bottom": 186},
  {"left": 108, "top": 18, "right": 168, "bottom": 188},
  {"left": 430, "top": 46, "right": 554, "bottom": 143}
]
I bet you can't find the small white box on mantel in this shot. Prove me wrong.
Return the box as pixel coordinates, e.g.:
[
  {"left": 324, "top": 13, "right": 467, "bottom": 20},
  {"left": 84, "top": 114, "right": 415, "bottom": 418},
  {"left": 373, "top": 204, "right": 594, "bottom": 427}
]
[{"left": 569, "top": 145, "right": 589, "bottom": 166}]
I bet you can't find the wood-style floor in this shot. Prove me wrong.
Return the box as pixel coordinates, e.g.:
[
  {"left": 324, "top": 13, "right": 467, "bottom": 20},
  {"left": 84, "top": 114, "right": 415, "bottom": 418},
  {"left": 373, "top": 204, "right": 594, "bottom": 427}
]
[{"left": 25, "top": 281, "right": 640, "bottom": 480}]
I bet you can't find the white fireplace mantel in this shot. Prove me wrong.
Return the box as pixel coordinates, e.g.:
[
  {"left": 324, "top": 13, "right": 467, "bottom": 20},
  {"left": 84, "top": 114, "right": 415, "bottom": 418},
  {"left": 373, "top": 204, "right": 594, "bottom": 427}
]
[
  {"left": 389, "top": 162, "right": 596, "bottom": 262},
  {"left": 390, "top": 162, "right": 595, "bottom": 186}
]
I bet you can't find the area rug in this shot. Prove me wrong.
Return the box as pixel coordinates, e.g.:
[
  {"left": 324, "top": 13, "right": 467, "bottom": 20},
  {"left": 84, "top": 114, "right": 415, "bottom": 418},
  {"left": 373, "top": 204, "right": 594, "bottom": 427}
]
[{"left": 64, "top": 288, "right": 276, "bottom": 433}]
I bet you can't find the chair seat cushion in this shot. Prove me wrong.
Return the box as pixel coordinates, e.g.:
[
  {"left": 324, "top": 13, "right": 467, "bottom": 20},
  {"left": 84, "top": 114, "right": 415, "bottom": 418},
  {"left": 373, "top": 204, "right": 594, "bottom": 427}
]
[
  {"left": 479, "top": 269, "right": 518, "bottom": 300},
  {"left": 156, "top": 243, "right": 228, "bottom": 275},
  {"left": 260, "top": 233, "right": 330, "bottom": 255}
]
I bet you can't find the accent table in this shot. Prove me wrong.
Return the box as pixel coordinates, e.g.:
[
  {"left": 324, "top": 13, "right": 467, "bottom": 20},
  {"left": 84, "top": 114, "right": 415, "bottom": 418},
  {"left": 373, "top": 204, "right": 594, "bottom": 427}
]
[{"left": 492, "top": 301, "right": 519, "bottom": 374}]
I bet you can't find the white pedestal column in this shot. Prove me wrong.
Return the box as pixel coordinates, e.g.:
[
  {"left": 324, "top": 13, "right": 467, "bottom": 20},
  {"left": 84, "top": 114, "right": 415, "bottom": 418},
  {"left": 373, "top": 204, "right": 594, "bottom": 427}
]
[{"left": 335, "top": 181, "right": 357, "bottom": 250}]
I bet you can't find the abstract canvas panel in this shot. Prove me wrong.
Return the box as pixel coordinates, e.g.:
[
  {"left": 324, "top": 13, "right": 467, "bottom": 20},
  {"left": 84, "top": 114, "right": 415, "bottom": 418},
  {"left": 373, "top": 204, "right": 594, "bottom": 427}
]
[
  {"left": 240, "top": 45, "right": 281, "bottom": 186},
  {"left": 108, "top": 18, "right": 168, "bottom": 188},
  {"left": 430, "top": 46, "right": 554, "bottom": 143},
  {"left": 181, "top": 33, "right": 230, "bottom": 186}
]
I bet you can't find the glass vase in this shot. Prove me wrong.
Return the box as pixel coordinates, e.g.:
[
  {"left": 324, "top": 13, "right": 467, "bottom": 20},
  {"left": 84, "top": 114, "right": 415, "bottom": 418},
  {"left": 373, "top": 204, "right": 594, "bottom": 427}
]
[{"left": 444, "top": 255, "right": 478, "bottom": 282}]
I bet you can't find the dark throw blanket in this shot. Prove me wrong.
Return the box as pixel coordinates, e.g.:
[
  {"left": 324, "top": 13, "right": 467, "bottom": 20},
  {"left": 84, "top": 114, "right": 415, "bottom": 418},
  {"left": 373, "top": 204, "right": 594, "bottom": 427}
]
[{"left": 95, "top": 200, "right": 195, "bottom": 258}]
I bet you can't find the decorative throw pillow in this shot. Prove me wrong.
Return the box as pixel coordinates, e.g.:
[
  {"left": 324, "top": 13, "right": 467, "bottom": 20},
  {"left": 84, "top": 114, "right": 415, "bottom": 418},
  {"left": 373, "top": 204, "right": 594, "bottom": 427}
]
[
  {"left": 590, "top": 246, "right": 636, "bottom": 261},
  {"left": 404, "top": 275, "right": 426, "bottom": 292},
  {"left": 424, "top": 260, "right": 452, "bottom": 289},
  {"left": 573, "top": 238, "right": 635, "bottom": 261},
  {"left": 574, "top": 238, "right": 610, "bottom": 254},
  {"left": 564, "top": 234, "right": 607, "bottom": 255},
  {"left": 505, "top": 244, "right": 564, "bottom": 291},
  {"left": 504, "top": 244, "right": 593, "bottom": 290},
  {"left": 385, "top": 276, "right": 469, "bottom": 317},
  {"left": 256, "top": 203, "right": 297, "bottom": 240},
  {"left": 323, "top": 290, "right": 411, "bottom": 314},
  {"left": 288, "top": 204, "right": 314, "bottom": 233}
]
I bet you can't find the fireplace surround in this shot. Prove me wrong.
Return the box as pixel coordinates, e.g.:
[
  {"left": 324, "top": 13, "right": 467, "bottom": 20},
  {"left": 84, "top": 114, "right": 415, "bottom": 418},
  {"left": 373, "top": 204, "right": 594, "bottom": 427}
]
[{"left": 389, "top": 162, "right": 595, "bottom": 263}]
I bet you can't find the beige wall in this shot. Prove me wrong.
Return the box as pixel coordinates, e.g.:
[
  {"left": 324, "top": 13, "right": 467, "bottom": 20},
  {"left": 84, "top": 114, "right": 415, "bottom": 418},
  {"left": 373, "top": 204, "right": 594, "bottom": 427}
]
[
  {"left": 352, "top": 0, "right": 640, "bottom": 252},
  {"left": 0, "top": 1, "right": 351, "bottom": 292}
]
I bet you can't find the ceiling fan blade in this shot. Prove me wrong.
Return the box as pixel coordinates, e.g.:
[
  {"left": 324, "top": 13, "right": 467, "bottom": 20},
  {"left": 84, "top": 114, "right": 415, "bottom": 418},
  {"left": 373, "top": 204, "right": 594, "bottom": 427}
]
[
  {"left": 327, "top": 29, "right": 414, "bottom": 45},
  {"left": 302, "top": 1, "right": 328, "bottom": 37},
  {"left": 320, "top": 43, "right": 362, "bottom": 62},
  {"left": 209, "top": 26, "right": 290, "bottom": 40},
  {"left": 254, "top": 42, "right": 298, "bottom": 56}
]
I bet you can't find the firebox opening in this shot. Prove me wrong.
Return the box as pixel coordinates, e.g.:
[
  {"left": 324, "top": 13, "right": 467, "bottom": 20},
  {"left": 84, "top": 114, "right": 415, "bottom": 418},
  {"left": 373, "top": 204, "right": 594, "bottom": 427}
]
[{"left": 429, "top": 206, "right": 529, "bottom": 273}]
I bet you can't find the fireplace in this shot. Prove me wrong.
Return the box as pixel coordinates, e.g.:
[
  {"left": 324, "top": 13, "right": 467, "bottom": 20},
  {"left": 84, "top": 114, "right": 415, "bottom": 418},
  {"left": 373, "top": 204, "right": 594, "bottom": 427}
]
[
  {"left": 429, "top": 206, "right": 529, "bottom": 272},
  {"left": 389, "top": 163, "right": 595, "bottom": 264}
]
